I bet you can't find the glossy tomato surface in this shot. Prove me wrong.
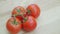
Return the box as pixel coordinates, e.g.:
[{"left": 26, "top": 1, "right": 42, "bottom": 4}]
[
  {"left": 23, "top": 16, "right": 37, "bottom": 32},
  {"left": 6, "top": 17, "right": 22, "bottom": 34},
  {"left": 27, "top": 4, "right": 40, "bottom": 18}
]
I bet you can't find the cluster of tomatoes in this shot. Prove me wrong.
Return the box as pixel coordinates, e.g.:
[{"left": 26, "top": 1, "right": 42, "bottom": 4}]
[{"left": 6, "top": 4, "right": 40, "bottom": 34}]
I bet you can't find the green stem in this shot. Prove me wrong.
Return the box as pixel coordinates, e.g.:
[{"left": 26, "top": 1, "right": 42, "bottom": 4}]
[
  {"left": 28, "top": 10, "right": 31, "bottom": 14},
  {"left": 13, "top": 16, "right": 18, "bottom": 25},
  {"left": 23, "top": 17, "right": 27, "bottom": 22},
  {"left": 14, "top": 17, "right": 16, "bottom": 24}
]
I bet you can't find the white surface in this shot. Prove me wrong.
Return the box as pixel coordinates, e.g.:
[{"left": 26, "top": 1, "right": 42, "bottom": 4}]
[{"left": 0, "top": 0, "right": 60, "bottom": 34}]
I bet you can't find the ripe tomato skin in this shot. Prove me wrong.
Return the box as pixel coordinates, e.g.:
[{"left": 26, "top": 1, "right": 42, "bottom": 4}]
[
  {"left": 6, "top": 17, "right": 22, "bottom": 34},
  {"left": 27, "top": 4, "right": 40, "bottom": 18},
  {"left": 23, "top": 16, "right": 37, "bottom": 32},
  {"left": 12, "top": 6, "right": 27, "bottom": 20}
]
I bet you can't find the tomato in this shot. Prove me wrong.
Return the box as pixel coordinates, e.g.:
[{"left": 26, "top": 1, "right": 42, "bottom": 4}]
[
  {"left": 6, "top": 17, "right": 22, "bottom": 34},
  {"left": 23, "top": 16, "right": 37, "bottom": 32},
  {"left": 12, "top": 6, "right": 27, "bottom": 21},
  {"left": 26, "top": 4, "right": 40, "bottom": 18}
]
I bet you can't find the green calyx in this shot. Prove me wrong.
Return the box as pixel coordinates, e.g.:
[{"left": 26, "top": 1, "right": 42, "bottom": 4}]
[
  {"left": 28, "top": 10, "right": 30, "bottom": 13},
  {"left": 14, "top": 19, "right": 18, "bottom": 25},
  {"left": 16, "top": 9, "right": 20, "bottom": 13},
  {"left": 23, "top": 17, "right": 27, "bottom": 22},
  {"left": 28, "top": 10, "right": 31, "bottom": 14},
  {"left": 12, "top": 17, "right": 18, "bottom": 25},
  {"left": 12, "top": 8, "right": 24, "bottom": 17}
]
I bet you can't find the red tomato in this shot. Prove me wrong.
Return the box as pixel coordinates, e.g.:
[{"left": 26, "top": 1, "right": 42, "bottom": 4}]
[
  {"left": 23, "top": 16, "right": 37, "bottom": 32},
  {"left": 26, "top": 4, "right": 40, "bottom": 18},
  {"left": 12, "top": 6, "right": 27, "bottom": 21},
  {"left": 6, "top": 17, "right": 22, "bottom": 34}
]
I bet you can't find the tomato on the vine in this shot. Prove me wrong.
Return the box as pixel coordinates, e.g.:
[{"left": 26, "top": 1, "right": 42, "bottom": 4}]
[
  {"left": 26, "top": 4, "right": 40, "bottom": 18},
  {"left": 23, "top": 16, "right": 37, "bottom": 32},
  {"left": 6, "top": 17, "right": 22, "bottom": 34},
  {"left": 12, "top": 6, "right": 27, "bottom": 21}
]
